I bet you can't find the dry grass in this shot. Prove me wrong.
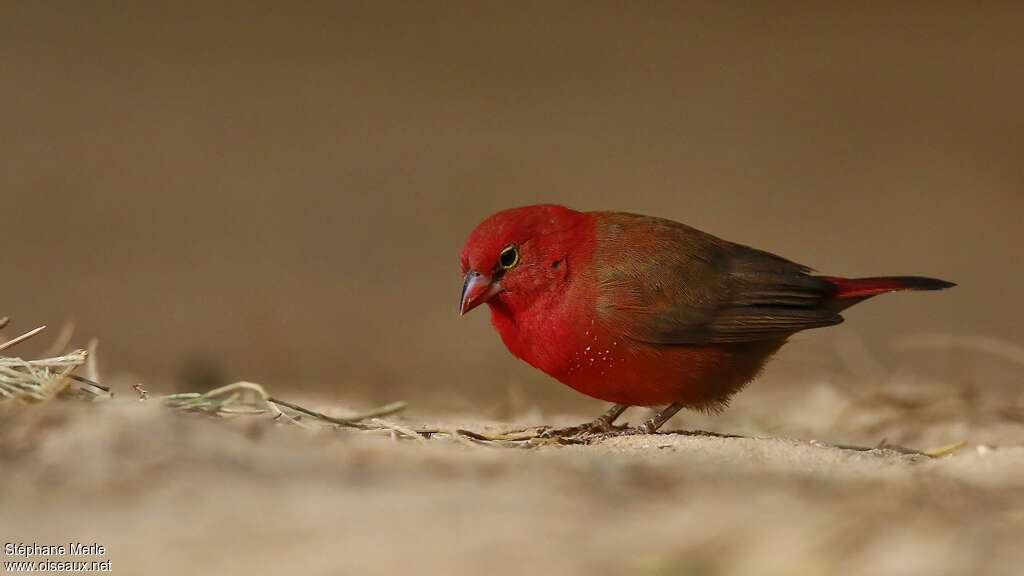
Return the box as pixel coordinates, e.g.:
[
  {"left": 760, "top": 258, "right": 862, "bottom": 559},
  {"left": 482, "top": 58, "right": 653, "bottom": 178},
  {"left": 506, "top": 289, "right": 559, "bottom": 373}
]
[
  {"left": 0, "top": 318, "right": 555, "bottom": 446},
  {"left": 0, "top": 318, "right": 412, "bottom": 431},
  {"left": 0, "top": 320, "right": 93, "bottom": 403}
]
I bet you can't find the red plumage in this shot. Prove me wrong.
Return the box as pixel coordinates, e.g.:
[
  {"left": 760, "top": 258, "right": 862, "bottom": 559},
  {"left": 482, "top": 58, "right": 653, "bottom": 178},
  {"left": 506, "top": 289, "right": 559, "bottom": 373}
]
[
  {"left": 824, "top": 275, "right": 955, "bottom": 300},
  {"left": 459, "top": 205, "right": 954, "bottom": 428}
]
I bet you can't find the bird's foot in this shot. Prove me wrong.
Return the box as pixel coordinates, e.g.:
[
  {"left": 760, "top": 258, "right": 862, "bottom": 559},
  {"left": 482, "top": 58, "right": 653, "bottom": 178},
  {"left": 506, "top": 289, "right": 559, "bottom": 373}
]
[
  {"left": 578, "top": 421, "right": 661, "bottom": 443},
  {"left": 538, "top": 419, "right": 626, "bottom": 440},
  {"left": 538, "top": 404, "right": 630, "bottom": 440},
  {"left": 580, "top": 403, "right": 684, "bottom": 443}
]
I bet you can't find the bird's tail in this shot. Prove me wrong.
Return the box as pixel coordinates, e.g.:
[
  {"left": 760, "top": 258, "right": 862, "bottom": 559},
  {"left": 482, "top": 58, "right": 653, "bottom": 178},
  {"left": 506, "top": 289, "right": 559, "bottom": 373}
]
[{"left": 823, "top": 275, "right": 955, "bottom": 308}]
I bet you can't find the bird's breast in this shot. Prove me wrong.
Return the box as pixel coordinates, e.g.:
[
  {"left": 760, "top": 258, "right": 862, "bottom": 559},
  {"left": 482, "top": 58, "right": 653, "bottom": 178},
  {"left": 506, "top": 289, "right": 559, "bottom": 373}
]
[{"left": 490, "top": 293, "right": 642, "bottom": 400}]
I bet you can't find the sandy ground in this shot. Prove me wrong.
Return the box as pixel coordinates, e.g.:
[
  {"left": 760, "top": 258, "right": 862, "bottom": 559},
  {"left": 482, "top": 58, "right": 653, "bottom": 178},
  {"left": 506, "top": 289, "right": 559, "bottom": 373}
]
[{"left": 2, "top": 384, "right": 1023, "bottom": 576}]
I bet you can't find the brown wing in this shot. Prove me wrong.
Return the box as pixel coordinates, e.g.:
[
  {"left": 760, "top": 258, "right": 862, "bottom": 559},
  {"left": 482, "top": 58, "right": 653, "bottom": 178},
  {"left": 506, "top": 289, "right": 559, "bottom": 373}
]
[{"left": 592, "top": 213, "right": 842, "bottom": 344}]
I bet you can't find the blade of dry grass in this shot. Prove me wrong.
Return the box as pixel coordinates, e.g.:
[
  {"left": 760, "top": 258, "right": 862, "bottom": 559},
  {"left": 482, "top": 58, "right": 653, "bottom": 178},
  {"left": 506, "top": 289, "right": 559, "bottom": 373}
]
[
  {"left": 0, "top": 325, "right": 47, "bottom": 352},
  {"left": 0, "top": 349, "right": 89, "bottom": 402},
  {"left": 267, "top": 396, "right": 408, "bottom": 426}
]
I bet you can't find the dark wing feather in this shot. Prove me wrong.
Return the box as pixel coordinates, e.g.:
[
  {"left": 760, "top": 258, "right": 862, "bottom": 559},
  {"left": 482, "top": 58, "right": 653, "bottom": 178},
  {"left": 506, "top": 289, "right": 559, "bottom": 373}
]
[{"left": 593, "top": 213, "right": 841, "bottom": 344}]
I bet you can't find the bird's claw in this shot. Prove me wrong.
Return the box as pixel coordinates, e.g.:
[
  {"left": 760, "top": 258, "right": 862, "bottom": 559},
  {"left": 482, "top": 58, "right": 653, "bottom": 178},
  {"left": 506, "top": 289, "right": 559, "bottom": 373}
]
[
  {"left": 577, "top": 426, "right": 656, "bottom": 443},
  {"left": 538, "top": 420, "right": 626, "bottom": 440}
]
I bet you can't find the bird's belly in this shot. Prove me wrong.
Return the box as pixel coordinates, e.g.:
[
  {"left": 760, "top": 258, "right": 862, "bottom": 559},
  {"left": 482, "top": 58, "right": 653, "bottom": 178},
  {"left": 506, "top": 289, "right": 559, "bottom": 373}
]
[
  {"left": 492, "top": 301, "right": 785, "bottom": 408},
  {"left": 555, "top": 337, "right": 784, "bottom": 408}
]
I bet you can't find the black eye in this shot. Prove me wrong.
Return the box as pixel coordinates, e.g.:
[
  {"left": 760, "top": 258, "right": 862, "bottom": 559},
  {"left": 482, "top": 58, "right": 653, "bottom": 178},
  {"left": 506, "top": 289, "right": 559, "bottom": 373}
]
[{"left": 498, "top": 245, "right": 520, "bottom": 270}]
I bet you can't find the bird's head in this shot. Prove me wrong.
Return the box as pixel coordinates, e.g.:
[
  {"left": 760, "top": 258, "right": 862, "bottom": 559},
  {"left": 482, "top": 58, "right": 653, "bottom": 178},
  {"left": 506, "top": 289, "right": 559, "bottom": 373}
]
[{"left": 459, "top": 204, "right": 587, "bottom": 315}]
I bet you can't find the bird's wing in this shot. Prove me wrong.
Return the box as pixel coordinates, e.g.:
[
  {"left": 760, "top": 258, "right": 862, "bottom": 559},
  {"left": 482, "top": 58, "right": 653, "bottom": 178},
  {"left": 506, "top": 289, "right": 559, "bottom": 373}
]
[{"left": 592, "top": 213, "right": 842, "bottom": 344}]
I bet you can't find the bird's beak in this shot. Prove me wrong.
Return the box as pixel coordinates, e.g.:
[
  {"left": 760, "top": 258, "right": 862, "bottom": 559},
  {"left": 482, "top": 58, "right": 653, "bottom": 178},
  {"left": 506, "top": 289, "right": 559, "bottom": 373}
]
[{"left": 460, "top": 272, "right": 502, "bottom": 315}]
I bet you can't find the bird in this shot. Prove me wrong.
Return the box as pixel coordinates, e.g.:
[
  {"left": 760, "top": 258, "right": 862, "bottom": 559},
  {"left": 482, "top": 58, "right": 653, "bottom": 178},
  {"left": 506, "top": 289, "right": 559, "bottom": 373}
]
[{"left": 458, "top": 204, "right": 954, "bottom": 438}]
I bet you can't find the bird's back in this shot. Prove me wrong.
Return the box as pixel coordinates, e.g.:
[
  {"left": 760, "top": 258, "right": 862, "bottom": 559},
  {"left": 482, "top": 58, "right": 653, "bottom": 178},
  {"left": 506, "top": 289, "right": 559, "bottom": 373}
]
[{"left": 591, "top": 212, "right": 843, "bottom": 346}]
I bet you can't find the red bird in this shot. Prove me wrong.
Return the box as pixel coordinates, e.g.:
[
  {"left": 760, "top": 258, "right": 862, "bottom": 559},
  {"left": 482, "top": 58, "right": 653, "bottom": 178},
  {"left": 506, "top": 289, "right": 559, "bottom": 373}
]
[{"left": 459, "top": 204, "right": 954, "bottom": 437}]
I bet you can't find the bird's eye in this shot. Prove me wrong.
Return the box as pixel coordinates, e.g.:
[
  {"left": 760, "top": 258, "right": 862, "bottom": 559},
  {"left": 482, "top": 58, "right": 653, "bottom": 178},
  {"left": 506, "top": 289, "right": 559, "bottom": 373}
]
[{"left": 498, "top": 245, "right": 520, "bottom": 270}]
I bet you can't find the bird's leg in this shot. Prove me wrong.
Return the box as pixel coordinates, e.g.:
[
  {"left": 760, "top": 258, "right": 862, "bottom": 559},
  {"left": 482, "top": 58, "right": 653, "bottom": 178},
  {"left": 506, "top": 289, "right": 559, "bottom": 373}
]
[
  {"left": 540, "top": 404, "right": 629, "bottom": 438},
  {"left": 636, "top": 402, "right": 685, "bottom": 434},
  {"left": 594, "top": 403, "right": 686, "bottom": 439}
]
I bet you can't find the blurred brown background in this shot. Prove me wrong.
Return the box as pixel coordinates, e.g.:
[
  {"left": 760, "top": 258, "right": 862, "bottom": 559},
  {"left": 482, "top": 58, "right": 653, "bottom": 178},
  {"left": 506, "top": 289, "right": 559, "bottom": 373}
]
[{"left": 1, "top": 3, "right": 1020, "bottom": 412}]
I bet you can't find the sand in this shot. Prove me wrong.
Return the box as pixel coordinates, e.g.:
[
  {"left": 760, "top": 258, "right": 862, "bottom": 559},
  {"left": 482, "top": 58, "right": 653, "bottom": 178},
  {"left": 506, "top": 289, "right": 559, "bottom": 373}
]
[{"left": 2, "top": 394, "right": 1022, "bottom": 576}]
